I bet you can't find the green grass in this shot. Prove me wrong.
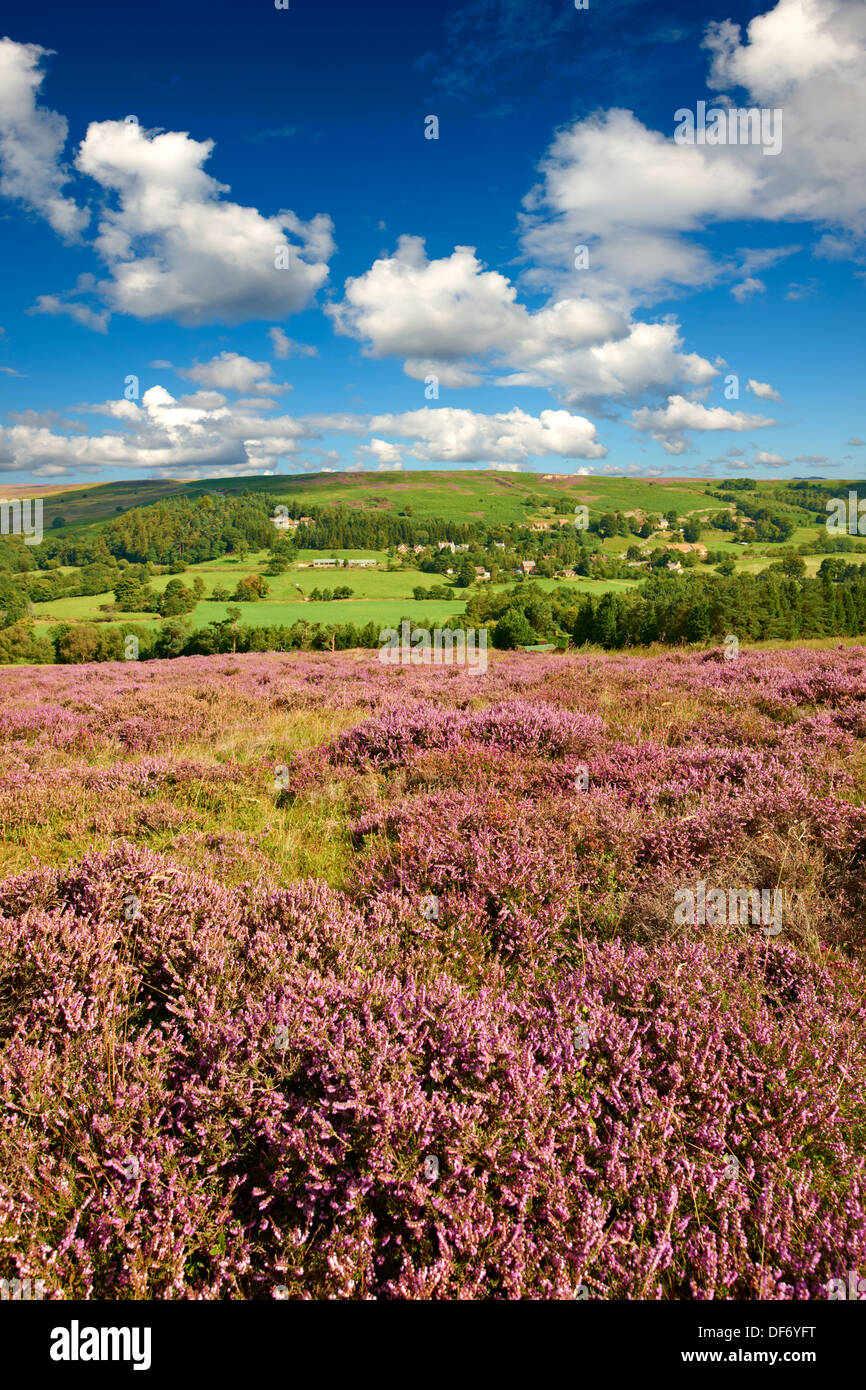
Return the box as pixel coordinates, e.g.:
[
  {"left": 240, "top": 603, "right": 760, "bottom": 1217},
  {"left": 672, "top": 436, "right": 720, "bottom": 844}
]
[
  {"left": 524, "top": 577, "right": 636, "bottom": 596},
  {"left": 287, "top": 568, "right": 434, "bottom": 601},
  {"left": 253, "top": 472, "right": 740, "bottom": 526},
  {"left": 293, "top": 548, "right": 390, "bottom": 564},
  {"left": 151, "top": 553, "right": 457, "bottom": 604},
  {"left": 186, "top": 597, "right": 468, "bottom": 630},
  {"left": 29, "top": 594, "right": 120, "bottom": 621}
]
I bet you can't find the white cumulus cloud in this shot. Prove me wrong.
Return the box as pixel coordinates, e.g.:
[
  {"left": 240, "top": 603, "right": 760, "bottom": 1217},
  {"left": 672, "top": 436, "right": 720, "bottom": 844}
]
[
  {"left": 0, "top": 384, "right": 318, "bottom": 475},
  {"left": 176, "top": 351, "right": 289, "bottom": 396},
  {"left": 631, "top": 395, "right": 777, "bottom": 453},
  {"left": 747, "top": 378, "right": 784, "bottom": 402},
  {"left": 731, "top": 278, "right": 766, "bottom": 302},
  {"left": 753, "top": 450, "right": 790, "bottom": 465},
  {"left": 268, "top": 327, "right": 318, "bottom": 359},
  {"left": 358, "top": 437, "right": 404, "bottom": 467},
  {"left": 72, "top": 119, "right": 335, "bottom": 325},
  {"left": 0, "top": 38, "right": 88, "bottom": 239},
  {"left": 519, "top": 0, "right": 866, "bottom": 303},
  {"left": 366, "top": 406, "right": 606, "bottom": 463},
  {"left": 330, "top": 236, "right": 715, "bottom": 408},
  {"left": 27, "top": 293, "right": 109, "bottom": 333}
]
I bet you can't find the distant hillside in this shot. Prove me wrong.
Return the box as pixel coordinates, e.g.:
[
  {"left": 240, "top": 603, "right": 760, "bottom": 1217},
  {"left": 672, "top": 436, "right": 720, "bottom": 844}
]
[
  {"left": 16, "top": 469, "right": 860, "bottom": 539},
  {"left": 20, "top": 471, "right": 770, "bottom": 533},
  {"left": 26, "top": 480, "right": 192, "bottom": 536},
  {"left": 181, "top": 470, "right": 734, "bottom": 525}
]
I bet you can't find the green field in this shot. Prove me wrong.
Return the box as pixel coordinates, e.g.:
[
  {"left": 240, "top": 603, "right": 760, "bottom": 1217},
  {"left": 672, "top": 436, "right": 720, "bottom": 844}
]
[
  {"left": 293, "top": 548, "right": 391, "bottom": 564},
  {"left": 146, "top": 553, "right": 403, "bottom": 596},
  {"left": 186, "top": 597, "right": 468, "bottom": 630},
  {"left": 30, "top": 568, "right": 638, "bottom": 632},
  {"left": 29, "top": 539, "right": 646, "bottom": 633}
]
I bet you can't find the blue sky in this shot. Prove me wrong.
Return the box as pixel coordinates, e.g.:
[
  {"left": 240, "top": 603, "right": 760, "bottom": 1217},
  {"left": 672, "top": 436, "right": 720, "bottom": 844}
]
[{"left": 0, "top": 0, "right": 863, "bottom": 485}]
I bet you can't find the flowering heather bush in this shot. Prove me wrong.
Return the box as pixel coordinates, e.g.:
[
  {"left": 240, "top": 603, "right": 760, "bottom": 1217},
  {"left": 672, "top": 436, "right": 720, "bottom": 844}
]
[
  {"left": 312, "top": 700, "right": 605, "bottom": 773},
  {"left": 0, "top": 844, "right": 864, "bottom": 1300},
  {"left": 0, "top": 645, "right": 865, "bottom": 1298}
]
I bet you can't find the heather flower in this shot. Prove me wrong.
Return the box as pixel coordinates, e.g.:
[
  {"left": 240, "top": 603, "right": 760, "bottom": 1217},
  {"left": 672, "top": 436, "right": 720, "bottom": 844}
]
[{"left": 2, "top": 644, "right": 866, "bottom": 1298}]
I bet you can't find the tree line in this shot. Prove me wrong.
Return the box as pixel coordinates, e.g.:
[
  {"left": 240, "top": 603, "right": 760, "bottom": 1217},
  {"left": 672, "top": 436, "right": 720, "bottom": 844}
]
[{"left": 4, "top": 565, "right": 866, "bottom": 665}]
